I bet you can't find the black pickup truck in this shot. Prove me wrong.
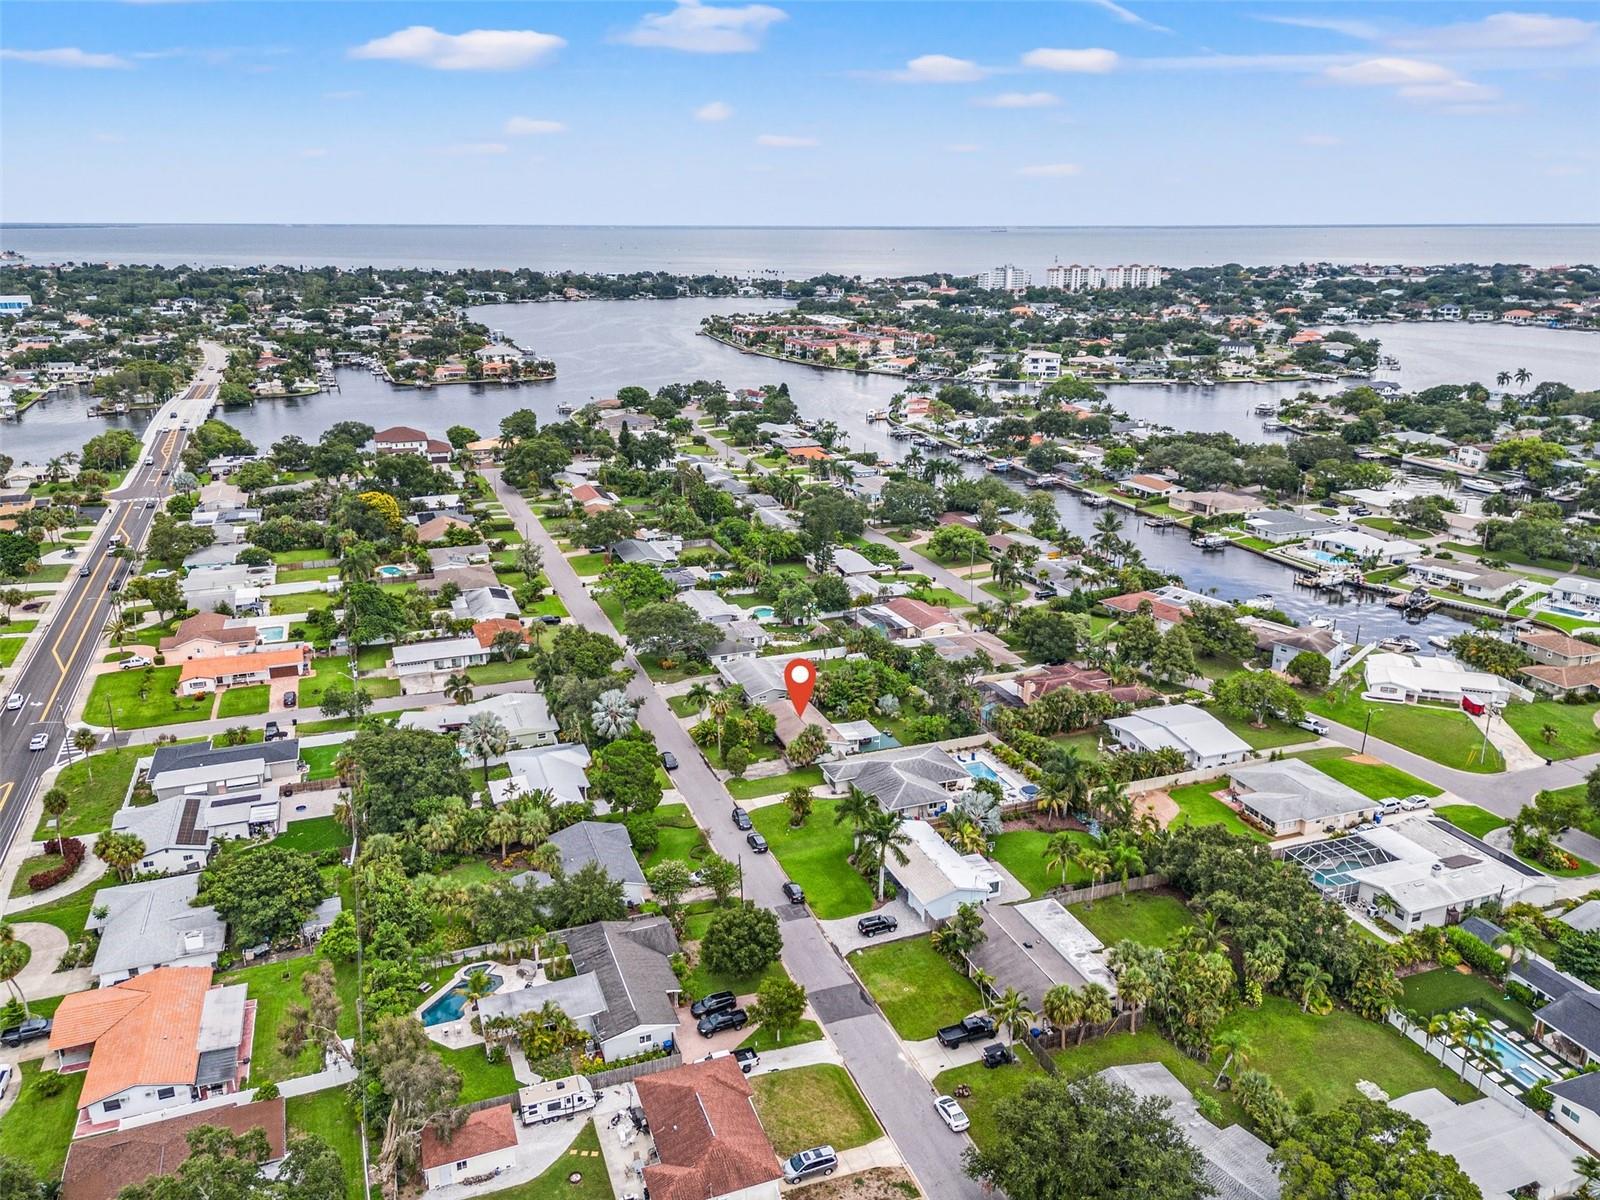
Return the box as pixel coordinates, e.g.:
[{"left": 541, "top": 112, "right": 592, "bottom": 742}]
[{"left": 937, "top": 1015, "right": 997, "bottom": 1048}]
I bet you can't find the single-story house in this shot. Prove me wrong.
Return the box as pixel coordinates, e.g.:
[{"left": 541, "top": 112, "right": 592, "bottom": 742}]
[
  {"left": 177, "top": 645, "right": 311, "bottom": 697},
  {"left": 1122, "top": 475, "right": 1178, "bottom": 499},
  {"left": 450, "top": 584, "right": 522, "bottom": 623},
  {"left": 1549, "top": 1072, "right": 1600, "bottom": 1155},
  {"left": 828, "top": 547, "right": 879, "bottom": 578},
  {"left": 1104, "top": 704, "right": 1251, "bottom": 770},
  {"left": 635, "top": 1058, "right": 782, "bottom": 1200},
  {"left": 891, "top": 819, "right": 1002, "bottom": 923},
  {"left": 1363, "top": 652, "right": 1520, "bottom": 708},
  {"left": 1551, "top": 576, "right": 1600, "bottom": 615},
  {"left": 919, "top": 631, "right": 1023, "bottom": 668},
  {"left": 611, "top": 539, "right": 679, "bottom": 567},
  {"left": 855, "top": 597, "right": 964, "bottom": 640},
  {"left": 415, "top": 514, "right": 473, "bottom": 543},
  {"left": 1168, "top": 490, "right": 1268, "bottom": 518},
  {"left": 86, "top": 874, "right": 226, "bottom": 987},
  {"left": 1520, "top": 661, "right": 1600, "bottom": 699},
  {"left": 1229, "top": 759, "right": 1373, "bottom": 838},
  {"left": 1391, "top": 1089, "right": 1578, "bottom": 1200},
  {"left": 1100, "top": 590, "right": 1191, "bottom": 632},
  {"left": 820, "top": 745, "right": 972, "bottom": 818},
  {"left": 1344, "top": 819, "right": 1554, "bottom": 930},
  {"left": 547, "top": 821, "right": 647, "bottom": 904},
  {"left": 61, "top": 1098, "right": 287, "bottom": 1200},
  {"left": 1536, "top": 989, "right": 1600, "bottom": 1069},
  {"left": 1405, "top": 558, "right": 1521, "bottom": 603},
  {"left": 680, "top": 589, "right": 743, "bottom": 624},
  {"left": 715, "top": 655, "right": 792, "bottom": 705},
  {"left": 473, "top": 617, "right": 532, "bottom": 650},
  {"left": 766, "top": 700, "right": 854, "bottom": 762},
  {"left": 428, "top": 543, "right": 491, "bottom": 571},
  {"left": 1014, "top": 663, "right": 1156, "bottom": 705},
  {"left": 1304, "top": 529, "right": 1422, "bottom": 566},
  {"left": 1242, "top": 510, "right": 1344, "bottom": 544},
  {"left": 491, "top": 743, "right": 592, "bottom": 809},
  {"left": 421, "top": 1104, "right": 519, "bottom": 1190},
  {"left": 1562, "top": 899, "right": 1600, "bottom": 935},
  {"left": 1237, "top": 617, "right": 1352, "bottom": 673},
  {"left": 392, "top": 636, "right": 492, "bottom": 679},
  {"left": 419, "top": 564, "right": 499, "bottom": 594},
  {"left": 397, "top": 692, "right": 559, "bottom": 747}
]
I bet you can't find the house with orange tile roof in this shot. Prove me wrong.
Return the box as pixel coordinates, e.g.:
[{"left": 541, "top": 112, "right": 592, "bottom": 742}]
[
  {"left": 635, "top": 1057, "right": 782, "bottom": 1200},
  {"left": 415, "top": 513, "right": 474, "bottom": 542},
  {"left": 1101, "top": 590, "right": 1191, "bottom": 631},
  {"left": 49, "top": 967, "right": 255, "bottom": 1134},
  {"left": 473, "top": 617, "right": 532, "bottom": 650},
  {"left": 787, "top": 445, "right": 830, "bottom": 463},
  {"left": 1121, "top": 474, "right": 1179, "bottom": 499},
  {"left": 421, "top": 1104, "right": 519, "bottom": 1189},
  {"left": 176, "top": 645, "right": 311, "bottom": 697},
  {"left": 62, "top": 1098, "right": 286, "bottom": 1200},
  {"left": 158, "top": 612, "right": 261, "bottom": 661}
]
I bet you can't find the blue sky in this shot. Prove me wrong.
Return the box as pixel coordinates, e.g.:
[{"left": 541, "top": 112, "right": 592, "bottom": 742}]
[{"left": 2, "top": 1, "right": 1597, "bottom": 225}]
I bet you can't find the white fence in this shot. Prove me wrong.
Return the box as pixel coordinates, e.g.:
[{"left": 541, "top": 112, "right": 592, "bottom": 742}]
[{"left": 1386, "top": 1011, "right": 1526, "bottom": 1115}]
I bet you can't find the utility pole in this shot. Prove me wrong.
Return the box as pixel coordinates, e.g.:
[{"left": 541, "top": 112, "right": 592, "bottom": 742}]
[{"left": 1359, "top": 710, "right": 1372, "bottom": 754}]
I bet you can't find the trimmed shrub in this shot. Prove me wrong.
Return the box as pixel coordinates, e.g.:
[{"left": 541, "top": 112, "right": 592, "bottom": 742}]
[
  {"left": 29, "top": 836, "right": 86, "bottom": 891},
  {"left": 1444, "top": 925, "right": 1508, "bottom": 979}
]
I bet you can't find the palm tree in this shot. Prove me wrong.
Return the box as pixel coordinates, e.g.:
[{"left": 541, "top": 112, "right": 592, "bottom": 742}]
[
  {"left": 1107, "top": 839, "right": 1145, "bottom": 900},
  {"left": 1076, "top": 983, "right": 1112, "bottom": 1044},
  {"left": 1459, "top": 1010, "right": 1495, "bottom": 1082},
  {"left": 1074, "top": 846, "right": 1112, "bottom": 905},
  {"left": 834, "top": 784, "right": 877, "bottom": 853},
  {"left": 1211, "top": 1028, "right": 1252, "bottom": 1087},
  {"left": 104, "top": 612, "right": 130, "bottom": 649},
  {"left": 462, "top": 712, "right": 511, "bottom": 787},
  {"left": 1117, "top": 963, "right": 1152, "bottom": 1034},
  {"left": 1424, "top": 1012, "right": 1452, "bottom": 1058},
  {"left": 72, "top": 729, "right": 98, "bottom": 772},
  {"left": 986, "top": 986, "right": 1034, "bottom": 1048},
  {"left": 1494, "top": 923, "right": 1533, "bottom": 965},
  {"left": 684, "top": 680, "right": 714, "bottom": 718},
  {"left": 94, "top": 831, "right": 146, "bottom": 882},
  {"left": 1515, "top": 366, "right": 1532, "bottom": 389},
  {"left": 1040, "top": 983, "right": 1081, "bottom": 1049},
  {"left": 487, "top": 807, "right": 521, "bottom": 860},
  {"left": 1496, "top": 370, "right": 1512, "bottom": 389},
  {"left": 1291, "top": 961, "right": 1333, "bottom": 1015},
  {"left": 339, "top": 542, "right": 378, "bottom": 584},
  {"left": 420, "top": 814, "right": 457, "bottom": 855},
  {"left": 444, "top": 672, "right": 474, "bottom": 705},
  {"left": 462, "top": 968, "right": 497, "bottom": 1011},
  {"left": 859, "top": 807, "right": 911, "bottom": 901},
  {"left": 0, "top": 926, "right": 31, "bottom": 1017},
  {"left": 42, "top": 787, "right": 70, "bottom": 843},
  {"left": 1044, "top": 832, "right": 1082, "bottom": 889},
  {"left": 707, "top": 690, "right": 736, "bottom": 760},
  {"left": 590, "top": 688, "right": 638, "bottom": 741},
  {"left": 1573, "top": 1155, "right": 1600, "bottom": 1200}
]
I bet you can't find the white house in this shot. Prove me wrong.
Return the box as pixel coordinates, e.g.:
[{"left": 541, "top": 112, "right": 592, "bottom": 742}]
[
  {"left": 891, "top": 819, "right": 1001, "bottom": 923},
  {"left": 86, "top": 874, "right": 226, "bottom": 987},
  {"left": 1346, "top": 819, "right": 1554, "bottom": 928},
  {"left": 420, "top": 1104, "right": 519, "bottom": 1190},
  {"left": 491, "top": 743, "right": 592, "bottom": 809},
  {"left": 1363, "top": 652, "right": 1522, "bottom": 708},
  {"left": 1405, "top": 558, "right": 1520, "bottom": 603},
  {"left": 398, "top": 692, "right": 560, "bottom": 748},
  {"left": 1551, "top": 576, "right": 1600, "bottom": 615},
  {"left": 1022, "top": 348, "right": 1063, "bottom": 380},
  {"left": 1304, "top": 529, "right": 1422, "bottom": 566},
  {"left": 1103, "top": 704, "right": 1251, "bottom": 770},
  {"left": 392, "top": 636, "right": 492, "bottom": 680}
]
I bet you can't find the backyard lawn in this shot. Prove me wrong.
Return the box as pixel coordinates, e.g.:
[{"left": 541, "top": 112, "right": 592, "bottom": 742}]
[
  {"left": 990, "top": 828, "right": 1092, "bottom": 895},
  {"left": 288, "top": 1090, "right": 367, "bottom": 1200},
  {"left": 1503, "top": 700, "right": 1600, "bottom": 761},
  {"left": 750, "top": 1065, "right": 883, "bottom": 1158},
  {"left": 1433, "top": 804, "right": 1508, "bottom": 838},
  {"left": 1215, "top": 713, "right": 1316, "bottom": 752},
  {"left": 1305, "top": 686, "right": 1504, "bottom": 773},
  {"left": 217, "top": 684, "right": 271, "bottom": 718},
  {"left": 1068, "top": 890, "right": 1193, "bottom": 948},
  {"left": 0, "top": 1060, "right": 84, "bottom": 1177},
  {"left": 726, "top": 766, "right": 825, "bottom": 801},
  {"left": 751, "top": 800, "right": 875, "bottom": 919},
  {"left": 1294, "top": 747, "right": 1443, "bottom": 800},
  {"left": 1163, "top": 781, "right": 1263, "bottom": 840},
  {"left": 1400, "top": 967, "right": 1536, "bottom": 1035},
  {"left": 85, "top": 665, "right": 216, "bottom": 729},
  {"left": 434, "top": 1042, "right": 521, "bottom": 1103},
  {"left": 269, "top": 816, "right": 352, "bottom": 856},
  {"left": 472, "top": 1125, "right": 610, "bottom": 1200},
  {"left": 1215, "top": 996, "right": 1479, "bottom": 1110},
  {"left": 301, "top": 743, "right": 347, "bottom": 781},
  {"left": 219, "top": 955, "right": 359, "bottom": 1083},
  {"left": 31, "top": 745, "right": 141, "bottom": 839},
  {"left": 848, "top": 936, "right": 982, "bottom": 1041}
]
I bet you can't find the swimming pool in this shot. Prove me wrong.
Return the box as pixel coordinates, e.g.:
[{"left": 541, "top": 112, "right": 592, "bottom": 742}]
[
  {"left": 377, "top": 565, "right": 407, "bottom": 579},
  {"left": 1544, "top": 602, "right": 1597, "bottom": 620},
  {"left": 420, "top": 965, "right": 502, "bottom": 1026},
  {"left": 965, "top": 760, "right": 1003, "bottom": 785},
  {"left": 257, "top": 625, "right": 288, "bottom": 643},
  {"left": 749, "top": 605, "right": 775, "bottom": 620},
  {"left": 1305, "top": 549, "right": 1351, "bottom": 565},
  {"left": 1482, "top": 1029, "right": 1557, "bottom": 1089}
]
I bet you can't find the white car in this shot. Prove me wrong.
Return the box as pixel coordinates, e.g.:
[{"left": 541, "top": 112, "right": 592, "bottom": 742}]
[
  {"left": 120, "top": 655, "right": 152, "bottom": 670},
  {"left": 1297, "top": 717, "right": 1329, "bottom": 735},
  {"left": 1400, "top": 795, "right": 1432, "bottom": 811},
  {"left": 147, "top": 569, "right": 175, "bottom": 579},
  {"left": 935, "top": 1095, "right": 970, "bottom": 1133},
  {"left": 0, "top": 1062, "right": 11, "bottom": 1099},
  {"left": 1378, "top": 798, "right": 1403, "bottom": 815},
  {"left": 28, "top": 732, "right": 49, "bottom": 751},
  {"left": 5, "top": 694, "right": 22, "bottom": 712}
]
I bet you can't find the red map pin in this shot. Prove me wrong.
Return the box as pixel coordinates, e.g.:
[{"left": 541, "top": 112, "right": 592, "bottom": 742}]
[{"left": 784, "top": 659, "right": 816, "bottom": 718}]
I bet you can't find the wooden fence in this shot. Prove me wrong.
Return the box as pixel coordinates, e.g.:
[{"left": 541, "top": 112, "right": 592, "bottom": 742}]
[{"left": 1047, "top": 872, "right": 1167, "bottom": 906}]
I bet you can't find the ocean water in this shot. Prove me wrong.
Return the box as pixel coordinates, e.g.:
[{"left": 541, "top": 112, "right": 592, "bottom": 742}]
[{"left": 3, "top": 223, "right": 1597, "bottom": 274}]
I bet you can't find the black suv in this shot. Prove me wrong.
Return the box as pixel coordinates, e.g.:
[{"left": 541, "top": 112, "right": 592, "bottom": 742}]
[
  {"left": 746, "top": 832, "right": 769, "bottom": 854},
  {"left": 982, "top": 1043, "right": 1014, "bottom": 1069},
  {"left": 782, "top": 881, "right": 805, "bottom": 905},
  {"left": 0, "top": 1017, "right": 52, "bottom": 1047},
  {"left": 690, "top": 991, "right": 737, "bottom": 1019},
  {"left": 857, "top": 914, "right": 899, "bottom": 938},
  {"left": 731, "top": 807, "right": 753, "bottom": 831},
  {"left": 697, "top": 1008, "right": 749, "bottom": 1037}
]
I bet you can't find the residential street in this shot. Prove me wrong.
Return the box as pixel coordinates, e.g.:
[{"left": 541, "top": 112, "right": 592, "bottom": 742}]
[{"left": 488, "top": 469, "right": 987, "bottom": 1200}]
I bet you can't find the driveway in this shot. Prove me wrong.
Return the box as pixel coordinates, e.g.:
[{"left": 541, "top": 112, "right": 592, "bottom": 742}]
[
  {"left": 818, "top": 900, "right": 923, "bottom": 954},
  {"left": 7, "top": 921, "right": 94, "bottom": 1001}
]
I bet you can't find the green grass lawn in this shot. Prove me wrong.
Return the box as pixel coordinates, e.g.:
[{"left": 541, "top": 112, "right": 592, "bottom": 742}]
[
  {"left": 220, "top": 956, "right": 359, "bottom": 1082},
  {"left": 1293, "top": 747, "right": 1443, "bottom": 800},
  {"left": 1304, "top": 686, "right": 1504, "bottom": 772},
  {"left": 848, "top": 936, "right": 981, "bottom": 1041},
  {"left": 298, "top": 656, "right": 402, "bottom": 705},
  {"left": 86, "top": 665, "right": 216, "bottom": 729},
  {"left": 301, "top": 743, "right": 346, "bottom": 781},
  {"left": 1215, "top": 996, "right": 1479, "bottom": 1110},
  {"left": 1502, "top": 700, "right": 1600, "bottom": 761},
  {"left": 725, "top": 766, "right": 824, "bottom": 801},
  {"left": 0, "top": 1060, "right": 84, "bottom": 1178},
  {"left": 474, "top": 1124, "right": 610, "bottom": 1200},
  {"left": 10, "top": 849, "right": 75, "bottom": 897},
  {"left": 217, "top": 684, "right": 271, "bottom": 718},
  {"left": 1164, "top": 781, "right": 1264, "bottom": 840},
  {"left": 19, "top": 873, "right": 115, "bottom": 939},
  {"left": 1432, "top": 804, "right": 1508, "bottom": 838},
  {"left": 990, "top": 828, "right": 1092, "bottom": 895},
  {"left": 1068, "top": 891, "right": 1193, "bottom": 948},
  {"left": 32, "top": 745, "right": 142, "bottom": 839},
  {"left": 270, "top": 816, "right": 353, "bottom": 855},
  {"left": 465, "top": 657, "right": 540, "bottom": 686},
  {"left": 1400, "top": 967, "right": 1536, "bottom": 1035},
  {"left": 682, "top": 945, "right": 788, "bottom": 1004},
  {"left": 1215, "top": 713, "right": 1316, "bottom": 751},
  {"left": 288, "top": 1090, "right": 367, "bottom": 1200},
  {"left": 434, "top": 1042, "right": 521, "bottom": 1103},
  {"left": 1047, "top": 731, "right": 1103, "bottom": 760},
  {"left": 751, "top": 800, "right": 875, "bottom": 919},
  {"left": 642, "top": 804, "right": 707, "bottom": 871},
  {"left": 566, "top": 552, "right": 608, "bottom": 576},
  {"left": 750, "top": 1064, "right": 882, "bottom": 1158},
  {"left": 740, "top": 1017, "right": 823, "bottom": 1053}
]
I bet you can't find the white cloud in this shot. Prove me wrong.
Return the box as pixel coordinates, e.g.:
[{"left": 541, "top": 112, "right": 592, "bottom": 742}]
[
  {"left": 892, "top": 54, "right": 988, "bottom": 83},
  {"left": 1299, "top": 133, "right": 1342, "bottom": 146},
  {"left": 1260, "top": 14, "right": 1384, "bottom": 40},
  {"left": 1082, "top": 0, "right": 1171, "bottom": 34},
  {"left": 945, "top": 143, "right": 983, "bottom": 153},
  {"left": 756, "top": 133, "right": 817, "bottom": 147},
  {"left": 300, "top": 147, "right": 330, "bottom": 159},
  {"left": 975, "top": 91, "right": 1059, "bottom": 108},
  {"left": 349, "top": 26, "right": 565, "bottom": 71},
  {"left": 695, "top": 100, "right": 734, "bottom": 121},
  {"left": 0, "top": 47, "right": 130, "bottom": 69},
  {"left": 505, "top": 116, "right": 566, "bottom": 135},
  {"left": 437, "top": 142, "right": 510, "bottom": 156},
  {"left": 1021, "top": 47, "right": 1119, "bottom": 73},
  {"left": 620, "top": 1, "right": 787, "bottom": 53},
  {"left": 1395, "top": 11, "right": 1597, "bottom": 51},
  {"left": 1324, "top": 57, "right": 1455, "bottom": 86},
  {"left": 1017, "top": 162, "right": 1082, "bottom": 177}
]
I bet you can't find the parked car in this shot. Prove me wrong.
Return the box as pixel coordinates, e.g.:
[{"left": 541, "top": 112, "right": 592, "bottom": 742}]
[
  {"left": 263, "top": 721, "right": 286, "bottom": 742},
  {"left": 782, "top": 881, "right": 805, "bottom": 905},
  {"left": 1, "top": 1017, "right": 52, "bottom": 1047},
  {"left": 690, "top": 991, "right": 737, "bottom": 1019},
  {"left": 660, "top": 751, "right": 679, "bottom": 771},
  {"left": 937, "top": 1015, "right": 997, "bottom": 1049},
  {"left": 5, "top": 694, "right": 22, "bottom": 712},
  {"left": 730, "top": 807, "right": 753, "bottom": 831},
  {"left": 935, "top": 1095, "right": 970, "bottom": 1132},
  {"left": 120, "top": 655, "right": 152, "bottom": 670},
  {"left": 1297, "top": 717, "right": 1329, "bottom": 735},
  {"left": 782, "top": 1146, "right": 838, "bottom": 1184},
  {"left": 28, "top": 733, "right": 48, "bottom": 752},
  {"left": 147, "top": 569, "right": 175, "bottom": 579},
  {"left": 746, "top": 832, "right": 769, "bottom": 854},
  {"left": 700, "top": 1047, "right": 760, "bottom": 1074},
  {"left": 856, "top": 913, "right": 898, "bottom": 938},
  {"left": 981, "top": 1043, "right": 1014, "bottom": 1069},
  {"left": 537, "top": 614, "right": 561, "bottom": 625},
  {"left": 1032, "top": 586, "right": 1057, "bottom": 600},
  {"left": 1400, "top": 794, "right": 1431, "bottom": 811},
  {"left": 1378, "top": 797, "right": 1402, "bottom": 815},
  {"left": 0, "top": 1062, "right": 11, "bottom": 1099},
  {"left": 283, "top": 691, "right": 297, "bottom": 708},
  {"left": 696, "top": 1008, "right": 748, "bottom": 1037}
]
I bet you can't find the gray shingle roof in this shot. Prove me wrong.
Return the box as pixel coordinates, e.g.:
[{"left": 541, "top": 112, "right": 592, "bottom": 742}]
[
  {"left": 88, "top": 875, "right": 225, "bottom": 978},
  {"left": 821, "top": 746, "right": 968, "bottom": 813},
  {"left": 1511, "top": 957, "right": 1588, "bottom": 1004},
  {"left": 1532, "top": 988, "right": 1600, "bottom": 1053},
  {"left": 565, "top": 918, "right": 681, "bottom": 1041},
  {"left": 1548, "top": 1070, "right": 1600, "bottom": 1112},
  {"left": 548, "top": 822, "right": 645, "bottom": 888},
  {"left": 149, "top": 738, "right": 300, "bottom": 781}
]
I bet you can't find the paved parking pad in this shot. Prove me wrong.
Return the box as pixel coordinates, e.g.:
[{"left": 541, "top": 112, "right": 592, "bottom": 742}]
[{"left": 809, "top": 983, "right": 877, "bottom": 1023}]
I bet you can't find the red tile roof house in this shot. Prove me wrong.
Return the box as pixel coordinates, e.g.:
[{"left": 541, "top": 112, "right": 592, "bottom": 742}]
[
  {"left": 415, "top": 513, "right": 474, "bottom": 542},
  {"left": 635, "top": 1057, "right": 782, "bottom": 1200},
  {"left": 570, "top": 483, "right": 619, "bottom": 513},
  {"left": 1017, "top": 663, "right": 1157, "bottom": 705},
  {"left": 48, "top": 966, "right": 256, "bottom": 1137},
  {"left": 62, "top": 1098, "right": 286, "bottom": 1200},
  {"left": 1101, "top": 591, "right": 1192, "bottom": 632},
  {"left": 857, "top": 596, "right": 967, "bottom": 640},
  {"left": 176, "top": 645, "right": 311, "bottom": 697},
  {"left": 1120, "top": 475, "right": 1179, "bottom": 499},
  {"left": 158, "top": 612, "right": 259, "bottom": 661},
  {"left": 420, "top": 1103, "right": 519, "bottom": 1190},
  {"left": 473, "top": 617, "right": 532, "bottom": 650}
]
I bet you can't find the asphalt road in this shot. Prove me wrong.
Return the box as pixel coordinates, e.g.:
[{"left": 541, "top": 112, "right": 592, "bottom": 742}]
[
  {"left": 490, "top": 469, "right": 985, "bottom": 1200},
  {"left": 0, "top": 349, "right": 225, "bottom": 864}
]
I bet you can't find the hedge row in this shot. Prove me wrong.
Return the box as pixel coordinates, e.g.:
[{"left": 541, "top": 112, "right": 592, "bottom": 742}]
[{"left": 29, "top": 836, "right": 86, "bottom": 892}]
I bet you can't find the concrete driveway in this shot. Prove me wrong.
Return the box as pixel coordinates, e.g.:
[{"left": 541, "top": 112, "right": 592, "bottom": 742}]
[{"left": 819, "top": 900, "right": 923, "bottom": 954}]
